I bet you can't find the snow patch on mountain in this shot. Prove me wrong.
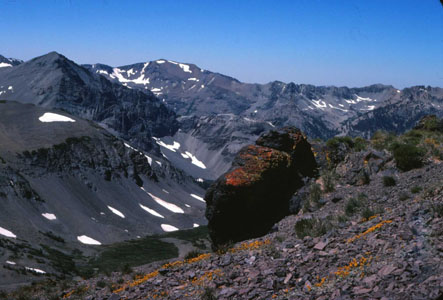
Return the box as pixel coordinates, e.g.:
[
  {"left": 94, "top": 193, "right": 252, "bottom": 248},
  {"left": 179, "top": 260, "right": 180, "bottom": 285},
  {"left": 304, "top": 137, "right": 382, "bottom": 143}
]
[
  {"left": 139, "top": 203, "right": 164, "bottom": 218},
  {"left": 39, "top": 113, "right": 76, "bottom": 123},
  {"left": 190, "top": 194, "right": 205, "bottom": 202},
  {"left": 107, "top": 206, "right": 125, "bottom": 218},
  {"left": 141, "top": 187, "right": 184, "bottom": 213},
  {"left": 0, "top": 226, "right": 16, "bottom": 238},
  {"left": 156, "top": 140, "right": 181, "bottom": 152},
  {"left": 42, "top": 213, "right": 57, "bottom": 220},
  {"left": 25, "top": 267, "right": 46, "bottom": 274},
  {"left": 161, "top": 224, "right": 179, "bottom": 232},
  {"left": 311, "top": 99, "right": 327, "bottom": 109},
  {"left": 0, "top": 62, "right": 12, "bottom": 68},
  {"left": 184, "top": 151, "right": 206, "bottom": 169},
  {"left": 77, "top": 235, "right": 101, "bottom": 245}
]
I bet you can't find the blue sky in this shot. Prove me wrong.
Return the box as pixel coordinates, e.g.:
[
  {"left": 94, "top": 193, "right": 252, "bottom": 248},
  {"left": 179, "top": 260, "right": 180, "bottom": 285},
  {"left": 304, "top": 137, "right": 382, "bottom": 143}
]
[{"left": 1, "top": 0, "right": 442, "bottom": 88}]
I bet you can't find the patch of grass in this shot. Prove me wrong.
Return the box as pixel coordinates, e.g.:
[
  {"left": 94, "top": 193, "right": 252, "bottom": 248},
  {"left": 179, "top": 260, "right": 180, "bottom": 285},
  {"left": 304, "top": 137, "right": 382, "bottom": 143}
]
[
  {"left": 398, "top": 191, "right": 409, "bottom": 201},
  {"left": 353, "top": 137, "right": 368, "bottom": 152},
  {"left": 89, "top": 236, "right": 178, "bottom": 273},
  {"left": 275, "top": 235, "right": 285, "bottom": 243},
  {"left": 309, "top": 182, "right": 322, "bottom": 205},
  {"left": 321, "top": 170, "right": 335, "bottom": 193},
  {"left": 337, "top": 215, "right": 348, "bottom": 224},
  {"left": 41, "top": 245, "right": 77, "bottom": 275},
  {"left": 382, "top": 176, "right": 396, "bottom": 187},
  {"left": 361, "top": 207, "right": 375, "bottom": 220},
  {"left": 431, "top": 203, "right": 443, "bottom": 217},
  {"left": 371, "top": 130, "right": 397, "bottom": 151},
  {"left": 410, "top": 186, "right": 422, "bottom": 194},
  {"left": 96, "top": 280, "right": 107, "bottom": 288},
  {"left": 121, "top": 263, "right": 133, "bottom": 274},
  {"left": 326, "top": 136, "right": 354, "bottom": 149},
  {"left": 163, "top": 226, "right": 209, "bottom": 250},
  {"left": 200, "top": 287, "right": 217, "bottom": 300},
  {"left": 294, "top": 218, "right": 331, "bottom": 239},
  {"left": 345, "top": 197, "right": 363, "bottom": 216}
]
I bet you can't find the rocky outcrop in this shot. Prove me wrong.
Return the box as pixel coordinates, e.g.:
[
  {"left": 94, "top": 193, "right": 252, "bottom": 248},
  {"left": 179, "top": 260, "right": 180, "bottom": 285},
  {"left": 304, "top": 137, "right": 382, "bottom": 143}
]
[{"left": 205, "top": 127, "right": 317, "bottom": 247}]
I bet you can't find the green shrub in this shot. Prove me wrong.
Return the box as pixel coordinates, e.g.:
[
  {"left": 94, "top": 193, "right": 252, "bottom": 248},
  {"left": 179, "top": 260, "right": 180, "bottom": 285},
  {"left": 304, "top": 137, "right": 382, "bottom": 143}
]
[
  {"left": 294, "top": 218, "right": 330, "bottom": 239},
  {"left": 354, "top": 137, "right": 368, "bottom": 152},
  {"left": 371, "top": 131, "right": 397, "bottom": 150},
  {"left": 337, "top": 215, "right": 348, "bottom": 224},
  {"left": 121, "top": 263, "right": 132, "bottom": 274},
  {"left": 410, "top": 186, "right": 422, "bottom": 194},
  {"left": 201, "top": 287, "right": 217, "bottom": 300},
  {"left": 383, "top": 176, "right": 396, "bottom": 187},
  {"left": 326, "top": 136, "right": 354, "bottom": 149},
  {"left": 309, "top": 183, "right": 322, "bottom": 205},
  {"left": 96, "top": 280, "right": 107, "bottom": 288},
  {"left": 398, "top": 192, "right": 409, "bottom": 201},
  {"left": 431, "top": 203, "right": 443, "bottom": 217},
  {"left": 321, "top": 170, "right": 335, "bottom": 193},
  {"left": 345, "top": 197, "right": 363, "bottom": 216},
  {"left": 392, "top": 143, "right": 424, "bottom": 171},
  {"left": 275, "top": 235, "right": 285, "bottom": 243},
  {"left": 361, "top": 207, "right": 375, "bottom": 220}
]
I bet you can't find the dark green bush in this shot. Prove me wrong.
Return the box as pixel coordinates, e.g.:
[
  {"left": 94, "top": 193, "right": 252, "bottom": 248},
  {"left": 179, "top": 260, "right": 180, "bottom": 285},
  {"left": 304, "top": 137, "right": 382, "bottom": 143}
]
[
  {"left": 398, "top": 192, "right": 409, "bottom": 201},
  {"left": 121, "top": 263, "right": 133, "bottom": 274},
  {"left": 361, "top": 207, "right": 375, "bottom": 219},
  {"left": 345, "top": 197, "right": 363, "bottom": 216},
  {"left": 382, "top": 176, "right": 396, "bottom": 187},
  {"left": 201, "top": 287, "right": 217, "bottom": 300},
  {"left": 392, "top": 143, "right": 424, "bottom": 171},
  {"left": 294, "top": 218, "right": 330, "bottom": 238},
  {"left": 410, "top": 186, "right": 422, "bottom": 194},
  {"left": 321, "top": 170, "right": 335, "bottom": 193}
]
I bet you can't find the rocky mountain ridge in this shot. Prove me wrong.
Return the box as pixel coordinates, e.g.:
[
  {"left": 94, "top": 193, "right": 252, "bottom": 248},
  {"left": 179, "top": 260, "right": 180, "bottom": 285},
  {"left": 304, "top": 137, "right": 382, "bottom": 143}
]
[
  {"left": 85, "top": 58, "right": 443, "bottom": 179},
  {"left": 0, "top": 52, "right": 178, "bottom": 154}
]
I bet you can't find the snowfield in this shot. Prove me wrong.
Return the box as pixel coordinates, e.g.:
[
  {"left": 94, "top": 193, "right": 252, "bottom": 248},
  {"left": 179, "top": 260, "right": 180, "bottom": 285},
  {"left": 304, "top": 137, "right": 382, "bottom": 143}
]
[
  {"left": 161, "top": 224, "right": 179, "bottom": 232},
  {"left": 77, "top": 235, "right": 102, "bottom": 245},
  {"left": 139, "top": 203, "right": 164, "bottom": 218},
  {"left": 39, "top": 112, "right": 76, "bottom": 123},
  {"left": 42, "top": 213, "right": 57, "bottom": 220},
  {"left": 190, "top": 194, "right": 205, "bottom": 202},
  {"left": 0, "top": 226, "right": 16, "bottom": 238},
  {"left": 107, "top": 206, "right": 125, "bottom": 218}
]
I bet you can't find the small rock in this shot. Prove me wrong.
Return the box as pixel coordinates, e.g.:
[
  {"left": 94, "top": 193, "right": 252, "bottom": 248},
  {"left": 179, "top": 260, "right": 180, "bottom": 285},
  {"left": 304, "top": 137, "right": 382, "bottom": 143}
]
[
  {"left": 284, "top": 273, "right": 292, "bottom": 284},
  {"left": 314, "top": 240, "right": 328, "bottom": 250},
  {"left": 353, "top": 286, "right": 372, "bottom": 294},
  {"left": 108, "top": 294, "right": 121, "bottom": 300}
]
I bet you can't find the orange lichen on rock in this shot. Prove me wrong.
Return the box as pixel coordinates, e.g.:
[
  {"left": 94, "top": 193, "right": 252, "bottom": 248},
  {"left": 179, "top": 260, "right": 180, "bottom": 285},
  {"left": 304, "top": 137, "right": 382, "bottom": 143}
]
[
  {"left": 224, "top": 145, "right": 290, "bottom": 187},
  {"left": 347, "top": 220, "right": 393, "bottom": 243},
  {"left": 334, "top": 255, "right": 372, "bottom": 278},
  {"left": 230, "top": 239, "right": 271, "bottom": 252}
]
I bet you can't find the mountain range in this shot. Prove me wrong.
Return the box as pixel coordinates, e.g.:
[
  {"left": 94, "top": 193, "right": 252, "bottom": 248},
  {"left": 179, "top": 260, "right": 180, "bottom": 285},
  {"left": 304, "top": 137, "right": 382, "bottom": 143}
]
[
  {"left": 0, "top": 51, "right": 442, "bottom": 291},
  {"left": 2, "top": 53, "right": 442, "bottom": 181}
]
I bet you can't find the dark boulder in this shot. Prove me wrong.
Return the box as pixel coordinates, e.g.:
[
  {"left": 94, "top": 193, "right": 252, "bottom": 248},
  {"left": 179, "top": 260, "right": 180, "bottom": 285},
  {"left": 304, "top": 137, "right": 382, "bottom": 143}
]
[{"left": 205, "top": 127, "right": 317, "bottom": 248}]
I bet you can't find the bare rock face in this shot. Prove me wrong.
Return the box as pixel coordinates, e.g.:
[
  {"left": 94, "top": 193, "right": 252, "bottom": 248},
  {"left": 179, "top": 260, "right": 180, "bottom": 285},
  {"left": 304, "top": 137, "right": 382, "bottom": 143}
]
[{"left": 205, "top": 127, "right": 317, "bottom": 247}]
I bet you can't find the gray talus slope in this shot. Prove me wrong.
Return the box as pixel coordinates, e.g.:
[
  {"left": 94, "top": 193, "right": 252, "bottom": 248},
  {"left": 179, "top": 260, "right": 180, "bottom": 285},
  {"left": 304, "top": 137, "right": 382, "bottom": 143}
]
[{"left": 0, "top": 101, "right": 206, "bottom": 249}]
